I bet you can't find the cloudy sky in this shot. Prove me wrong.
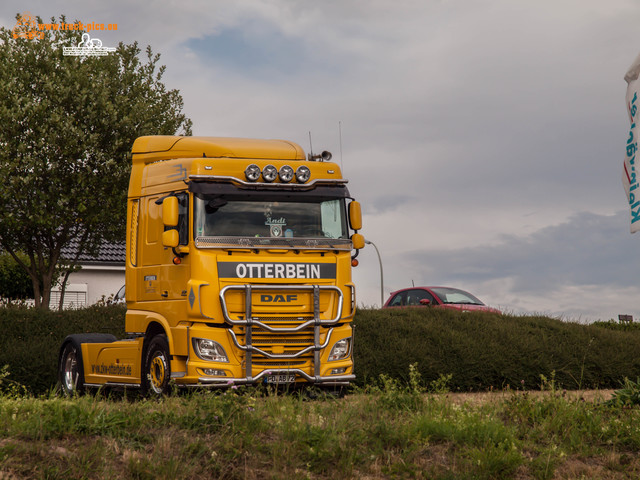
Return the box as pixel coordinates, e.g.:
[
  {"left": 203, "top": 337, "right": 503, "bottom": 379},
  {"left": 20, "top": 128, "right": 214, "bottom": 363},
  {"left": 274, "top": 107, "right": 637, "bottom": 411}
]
[{"left": 3, "top": 0, "right": 640, "bottom": 321}]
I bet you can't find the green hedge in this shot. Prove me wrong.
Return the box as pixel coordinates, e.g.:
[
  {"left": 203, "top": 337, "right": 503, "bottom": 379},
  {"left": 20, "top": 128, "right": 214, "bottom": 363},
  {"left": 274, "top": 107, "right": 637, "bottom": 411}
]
[
  {"left": 354, "top": 308, "right": 640, "bottom": 391},
  {"left": 2, "top": 305, "right": 640, "bottom": 395},
  {"left": 0, "top": 305, "right": 125, "bottom": 394}
]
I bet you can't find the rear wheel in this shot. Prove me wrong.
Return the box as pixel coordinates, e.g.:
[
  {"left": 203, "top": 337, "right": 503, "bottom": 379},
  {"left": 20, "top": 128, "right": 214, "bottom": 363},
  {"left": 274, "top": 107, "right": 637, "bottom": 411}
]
[
  {"left": 59, "top": 342, "right": 84, "bottom": 396},
  {"left": 142, "top": 335, "right": 171, "bottom": 396}
]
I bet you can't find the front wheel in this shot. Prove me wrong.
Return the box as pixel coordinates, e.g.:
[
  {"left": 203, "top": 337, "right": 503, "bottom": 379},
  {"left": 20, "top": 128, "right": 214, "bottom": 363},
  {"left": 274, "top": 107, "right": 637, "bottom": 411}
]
[
  {"left": 59, "top": 342, "right": 84, "bottom": 396},
  {"left": 142, "top": 335, "right": 171, "bottom": 396}
]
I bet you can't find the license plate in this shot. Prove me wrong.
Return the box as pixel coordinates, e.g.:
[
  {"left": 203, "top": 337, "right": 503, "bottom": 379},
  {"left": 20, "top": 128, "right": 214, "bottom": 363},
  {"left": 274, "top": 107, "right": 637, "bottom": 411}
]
[{"left": 267, "top": 374, "right": 296, "bottom": 384}]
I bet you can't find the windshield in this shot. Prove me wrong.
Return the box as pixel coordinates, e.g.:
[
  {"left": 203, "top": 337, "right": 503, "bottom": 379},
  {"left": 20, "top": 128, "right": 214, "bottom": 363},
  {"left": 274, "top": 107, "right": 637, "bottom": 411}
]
[
  {"left": 430, "top": 288, "right": 484, "bottom": 305},
  {"left": 194, "top": 194, "right": 349, "bottom": 248}
]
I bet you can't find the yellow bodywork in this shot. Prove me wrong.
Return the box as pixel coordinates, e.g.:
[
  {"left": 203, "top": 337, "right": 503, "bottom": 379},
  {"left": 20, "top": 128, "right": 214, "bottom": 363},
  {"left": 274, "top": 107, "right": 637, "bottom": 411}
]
[{"left": 78, "top": 136, "right": 360, "bottom": 390}]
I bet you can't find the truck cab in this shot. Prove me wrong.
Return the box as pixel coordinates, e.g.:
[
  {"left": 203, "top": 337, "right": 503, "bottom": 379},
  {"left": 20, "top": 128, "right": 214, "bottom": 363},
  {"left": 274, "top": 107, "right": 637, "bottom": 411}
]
[{"left": 58, "top": 136, "right": 364, "bottom": 394}]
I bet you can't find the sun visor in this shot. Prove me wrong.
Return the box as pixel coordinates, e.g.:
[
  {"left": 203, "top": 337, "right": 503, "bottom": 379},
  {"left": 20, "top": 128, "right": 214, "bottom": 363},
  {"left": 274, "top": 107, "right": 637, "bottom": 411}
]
[{"left": 188, "top": 181, "right": 351, "bottom": 199}]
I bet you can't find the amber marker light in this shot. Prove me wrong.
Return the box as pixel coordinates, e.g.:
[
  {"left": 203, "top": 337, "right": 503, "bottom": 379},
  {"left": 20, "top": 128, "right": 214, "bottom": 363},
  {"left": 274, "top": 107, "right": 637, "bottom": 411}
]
[
  {"left": 351, "top": 259, "right": 359, "bottom": 267},
  {"left": 173, "top": 256, "right": 182, "bottom": 265}
]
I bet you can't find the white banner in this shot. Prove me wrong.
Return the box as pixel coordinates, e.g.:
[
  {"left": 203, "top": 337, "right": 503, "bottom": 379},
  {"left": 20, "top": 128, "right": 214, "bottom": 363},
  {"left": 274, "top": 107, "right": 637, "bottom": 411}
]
[{"left": 623, "top": 53, "right": 640, "bottom": 233}]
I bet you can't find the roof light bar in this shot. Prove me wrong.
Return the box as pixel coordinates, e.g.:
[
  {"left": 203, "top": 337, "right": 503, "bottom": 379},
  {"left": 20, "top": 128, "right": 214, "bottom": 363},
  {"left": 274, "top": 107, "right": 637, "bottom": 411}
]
[{"left": 242, "top": 163, "right": 313, "bottom": 184}]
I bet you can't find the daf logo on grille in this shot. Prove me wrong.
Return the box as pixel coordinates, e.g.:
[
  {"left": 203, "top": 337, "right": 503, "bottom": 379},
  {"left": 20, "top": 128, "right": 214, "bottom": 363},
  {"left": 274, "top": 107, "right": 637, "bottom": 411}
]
[{"left": 261, "top": 294, "right": 298, "bottom": 303}]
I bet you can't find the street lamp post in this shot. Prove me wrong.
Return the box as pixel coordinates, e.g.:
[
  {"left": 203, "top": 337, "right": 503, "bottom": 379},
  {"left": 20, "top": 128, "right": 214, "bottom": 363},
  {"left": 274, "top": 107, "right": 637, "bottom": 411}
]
[{"left": 365, "top": 240, "right": 384, "bottom": 307}]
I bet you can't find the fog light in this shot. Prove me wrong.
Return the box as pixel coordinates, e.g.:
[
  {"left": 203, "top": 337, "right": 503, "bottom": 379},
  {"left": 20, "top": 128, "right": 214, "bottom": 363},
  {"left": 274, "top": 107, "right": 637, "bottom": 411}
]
[
  {"left": 331, "top": 368, "right": 347, "bottom": 375},
  {"left": 279, "top": 165, "right": 294, "bottom": 182},
  {"left": 193, "top": 338, "right": 229, "bottom": 362},
  {"left": 262, "top": 164, "right": 278, "bottom": 182},
  {"left": 245, "top": 164, "right": 260, "bottom": 182},
  {"left": 328, "top": 337, "right": 351, "bottom": 361},
  {"left": 295, "top": 165, "right": 311, "bottom": 183}
]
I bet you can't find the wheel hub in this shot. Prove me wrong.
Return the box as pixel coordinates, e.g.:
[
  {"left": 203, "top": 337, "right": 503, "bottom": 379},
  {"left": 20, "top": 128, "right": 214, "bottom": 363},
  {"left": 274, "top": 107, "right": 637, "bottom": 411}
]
[{"left": 150, "top": 355, "right": 166, "bottom": 393}]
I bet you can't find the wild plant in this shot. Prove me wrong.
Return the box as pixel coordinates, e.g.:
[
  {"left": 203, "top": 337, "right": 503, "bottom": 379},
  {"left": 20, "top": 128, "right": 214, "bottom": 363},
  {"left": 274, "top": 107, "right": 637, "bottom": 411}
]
[
  {"left": 606, "top": 377, "right": 640, "bottom": 407},
  {"left": 0, "top": 364, "right": 27, "bottom": 398}
]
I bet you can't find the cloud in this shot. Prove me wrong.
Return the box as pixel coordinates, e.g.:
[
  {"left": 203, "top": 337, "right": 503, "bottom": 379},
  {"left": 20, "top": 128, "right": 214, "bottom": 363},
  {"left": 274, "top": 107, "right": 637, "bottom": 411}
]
[
  {"left": 399, "top": 211, "right": 634, "bottom": 288},
  {"left": 185, "top": 28, "right": 305, "bottom": 75},
  {"left": 372, "top": 210, "right": 639, "bottom": 318},
  {"left": 368, "top": 194, "right": 414, "bottom": 215}
]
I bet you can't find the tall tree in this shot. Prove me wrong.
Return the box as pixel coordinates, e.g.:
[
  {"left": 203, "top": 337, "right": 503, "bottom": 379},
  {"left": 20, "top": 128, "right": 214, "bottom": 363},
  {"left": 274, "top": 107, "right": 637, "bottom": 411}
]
[
  {"left": 0, "top": 14, "right": 192, "bottom": 308},
  {"left": 0, "top": 252, "right": 34, "bottom": 302}
]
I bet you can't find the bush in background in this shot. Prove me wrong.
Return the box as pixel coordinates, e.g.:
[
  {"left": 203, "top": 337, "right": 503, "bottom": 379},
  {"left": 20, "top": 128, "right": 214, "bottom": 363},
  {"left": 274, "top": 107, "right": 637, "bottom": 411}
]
[
  {"left": 0, "top": 304, "right": 125, "bottom": 394},
  {"left": 354, "top": 308, "right": 640, "bottom": 391},
  {"left": 2, "top": 305, "right": 640, "bottom": 395}
]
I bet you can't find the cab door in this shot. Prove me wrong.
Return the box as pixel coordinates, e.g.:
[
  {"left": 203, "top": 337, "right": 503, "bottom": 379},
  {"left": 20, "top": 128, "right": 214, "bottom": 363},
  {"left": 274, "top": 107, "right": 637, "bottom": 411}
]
[{"left": 138, "top": 192, "right": 189, "bottom": 301}]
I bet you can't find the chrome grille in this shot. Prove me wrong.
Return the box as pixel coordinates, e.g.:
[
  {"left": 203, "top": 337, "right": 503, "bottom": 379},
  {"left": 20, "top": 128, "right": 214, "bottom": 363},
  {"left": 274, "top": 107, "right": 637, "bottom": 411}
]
[
  {"left": 253, "top": 316, "right": 314, "bottom": 322},
  {"left": 220, "top": 284, "right": 351, "bottom": 383},
  {"left": 251, "top": 360, "right": 307, "bottom": 367}
]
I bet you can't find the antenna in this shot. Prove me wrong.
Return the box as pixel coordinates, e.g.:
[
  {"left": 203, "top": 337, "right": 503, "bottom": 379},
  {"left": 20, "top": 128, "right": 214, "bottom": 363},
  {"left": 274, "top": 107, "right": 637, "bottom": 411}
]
[
  {"left": 308, "top": 131, "right": 314, "bottom": 159},
  {"left": 412, "top": 279, "right": 415, "bottom": 287},
  {"left": 339, "top": 121, "right": 343, "bottom": 171}
]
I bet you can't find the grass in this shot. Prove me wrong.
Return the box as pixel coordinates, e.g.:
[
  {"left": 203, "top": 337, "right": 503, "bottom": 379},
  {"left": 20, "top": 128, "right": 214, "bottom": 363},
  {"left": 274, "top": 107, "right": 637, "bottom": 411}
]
[{"left": 0, "top": 373, "right": 639, "bottom": 479}]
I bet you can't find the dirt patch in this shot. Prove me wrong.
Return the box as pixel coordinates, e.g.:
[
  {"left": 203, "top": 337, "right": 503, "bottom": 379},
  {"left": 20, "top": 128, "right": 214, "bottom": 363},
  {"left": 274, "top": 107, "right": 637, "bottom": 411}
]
[{"left": 440, "top": 389, "right": 616, "bottom": 406}]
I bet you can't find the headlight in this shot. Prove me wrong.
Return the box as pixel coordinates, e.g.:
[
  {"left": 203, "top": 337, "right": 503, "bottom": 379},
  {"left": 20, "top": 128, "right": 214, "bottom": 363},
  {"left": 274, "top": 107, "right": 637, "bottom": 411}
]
[
  {"left": 295, "top": 165, "right": 311, "bottom": 183},
  {"left": 328, "top": 337, "right": 351, "bottom": 361},
  {"left": 193, "top": 338, "right": 229, "bottom": 362},
  {"left": 245, "top": 164, "right": 261, "bottom": 182},
  {"left": 279, "top": 165, "right": 294, "bottom": 182},
  {"left": 262, "top": 164, "right": 278, "bottom": 183}
]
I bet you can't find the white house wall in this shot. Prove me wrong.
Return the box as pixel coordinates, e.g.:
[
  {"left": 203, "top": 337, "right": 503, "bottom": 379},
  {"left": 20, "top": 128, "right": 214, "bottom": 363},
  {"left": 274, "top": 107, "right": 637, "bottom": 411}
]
[{"left": 50, "top": 265, "right": 125, "bottom": 308}]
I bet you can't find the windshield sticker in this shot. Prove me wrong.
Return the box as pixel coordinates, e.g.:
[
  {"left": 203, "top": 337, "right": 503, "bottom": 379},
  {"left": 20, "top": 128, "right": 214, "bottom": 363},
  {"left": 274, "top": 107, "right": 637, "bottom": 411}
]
[
  {"left": 264, "top": 203, "right": 286, "bottom": 237},
  {"left": 265, "top": 216, "right": 286, "bottom": 237},
  {"left": 217, "top": 262, "right": 336, "bottom": 279}
]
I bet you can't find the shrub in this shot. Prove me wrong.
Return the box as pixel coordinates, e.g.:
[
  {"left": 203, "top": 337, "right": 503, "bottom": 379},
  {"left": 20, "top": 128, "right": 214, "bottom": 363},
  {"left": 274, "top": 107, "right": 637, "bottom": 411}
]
[
  {"left": 0, "top": 304, "right": 125, "bottom": 394},
  {"left": 353, "top": 308, "right": 640, "bottom": 391}
]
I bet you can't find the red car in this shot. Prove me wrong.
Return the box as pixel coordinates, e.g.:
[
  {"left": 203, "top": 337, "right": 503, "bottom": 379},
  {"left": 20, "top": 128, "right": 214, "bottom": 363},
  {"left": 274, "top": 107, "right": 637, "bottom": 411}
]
[{"left": 383, "top": 286, "right": 501, "bottom": 314}]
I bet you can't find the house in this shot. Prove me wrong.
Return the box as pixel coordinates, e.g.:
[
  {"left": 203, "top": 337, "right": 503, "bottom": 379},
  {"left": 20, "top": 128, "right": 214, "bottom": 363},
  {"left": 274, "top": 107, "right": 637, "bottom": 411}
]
[{"left": 50, "top": 240, "right": 125, "bottom": 309}]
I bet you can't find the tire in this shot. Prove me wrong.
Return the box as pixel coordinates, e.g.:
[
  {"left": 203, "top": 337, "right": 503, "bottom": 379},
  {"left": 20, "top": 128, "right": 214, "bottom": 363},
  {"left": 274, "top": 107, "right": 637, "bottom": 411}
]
[
  {"left": 142, "top": 335, "right": 171, "bottom": 396},
  {"left": 57, "top": 334, "right": 117, "bottom": 397},
  {"left": 59, "top": 342, "right": 85, "bottom": 396}
]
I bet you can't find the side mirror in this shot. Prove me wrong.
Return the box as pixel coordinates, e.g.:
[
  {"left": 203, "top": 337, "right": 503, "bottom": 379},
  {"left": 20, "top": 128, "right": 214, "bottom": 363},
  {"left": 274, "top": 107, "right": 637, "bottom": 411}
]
[
  {"left": 349, "top": 201, "right": 362, "bottom": 231},
  {"left": 162, "top": 196, "right": 179, "bottom": 228},
  {"left": 419, "top": 299, "right": 431, "bottom": 306},
  {"left": 162, "top": 229, "right": 179, "bottom": 248},
  {"left": 351, "top": 233, "right": 365, "bottom": 250}
]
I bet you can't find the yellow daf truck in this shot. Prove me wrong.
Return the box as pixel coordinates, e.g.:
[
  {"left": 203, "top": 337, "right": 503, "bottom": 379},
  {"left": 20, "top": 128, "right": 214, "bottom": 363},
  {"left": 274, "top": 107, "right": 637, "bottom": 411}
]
[{"left": 58, "top": 136, "right": 364, "bottom": 395}]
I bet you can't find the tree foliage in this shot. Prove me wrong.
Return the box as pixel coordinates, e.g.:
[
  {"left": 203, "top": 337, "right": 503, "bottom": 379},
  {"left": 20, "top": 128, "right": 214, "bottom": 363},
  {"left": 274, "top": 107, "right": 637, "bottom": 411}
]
[
  {"left": 0, "top": 14, "right": 192, "bottom": 308},
  {"left": 0, "top": 252, "right": 34, "bottom": 301}
]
